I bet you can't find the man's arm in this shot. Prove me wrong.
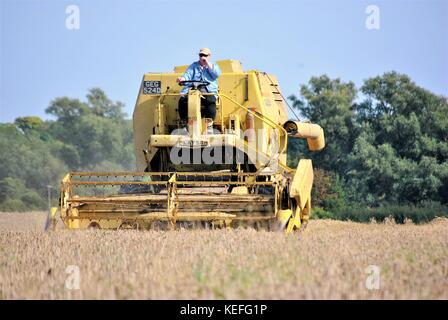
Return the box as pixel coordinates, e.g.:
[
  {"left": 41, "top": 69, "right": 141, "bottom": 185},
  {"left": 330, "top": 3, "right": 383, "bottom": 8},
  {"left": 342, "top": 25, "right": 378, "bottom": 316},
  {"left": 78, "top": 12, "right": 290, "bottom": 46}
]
[
  {"left": 177, "top": 63, "right": 195, "bottom": 82},
  {"left": 207, "top": 62, "right": 221, "bottom": 80}
]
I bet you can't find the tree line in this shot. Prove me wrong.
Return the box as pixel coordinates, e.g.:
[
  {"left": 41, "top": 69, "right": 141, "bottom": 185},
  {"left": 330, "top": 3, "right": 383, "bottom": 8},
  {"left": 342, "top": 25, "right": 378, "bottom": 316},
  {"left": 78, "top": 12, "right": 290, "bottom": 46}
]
[
  {"left": 288, "top": 71, "right": 447, "bottom": 222},
  {"left": 0, "top": 88, "right": 134, "bottom": 211}
]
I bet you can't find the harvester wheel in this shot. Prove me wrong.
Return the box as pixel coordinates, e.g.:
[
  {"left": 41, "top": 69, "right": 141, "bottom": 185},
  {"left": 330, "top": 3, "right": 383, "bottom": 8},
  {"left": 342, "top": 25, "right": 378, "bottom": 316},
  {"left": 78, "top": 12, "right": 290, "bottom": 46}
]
[
  {"left": 88, "top": 222, "right": 101, "bottom": 230},
  {"left": 269, "top": 219, "right": 288, "bottom": 232},
  {"left": 299, "top": 220, "right": 309, "bottom": 232},
  {"left": 118, "top": 221, "right": 140, "bottom": 230},
  {"left": 176, "top": 221, "right": 196, "bottom": 229},
  {"left": 201, "top": 221, "right": 213, "bottom": 230},
  {"left": 151, "top": 221, "right": 170, "bottom": 231}
]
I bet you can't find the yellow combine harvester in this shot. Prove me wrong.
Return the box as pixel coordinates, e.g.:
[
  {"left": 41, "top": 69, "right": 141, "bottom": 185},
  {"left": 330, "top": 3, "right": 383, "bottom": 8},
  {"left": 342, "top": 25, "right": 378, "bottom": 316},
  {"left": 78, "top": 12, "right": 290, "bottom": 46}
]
[{"left": 53, "top": 60, "right": 324, "bottom": 233}]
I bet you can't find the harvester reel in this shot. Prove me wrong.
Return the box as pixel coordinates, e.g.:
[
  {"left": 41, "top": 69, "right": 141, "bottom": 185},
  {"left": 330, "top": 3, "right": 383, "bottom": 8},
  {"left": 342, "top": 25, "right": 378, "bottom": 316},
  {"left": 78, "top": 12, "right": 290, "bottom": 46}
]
[
  {"left": 117, "top": 221, "right": 140, "bottom": 230},
  {"left": 88, "top": 222, "right": 101, "bottom": 230}
]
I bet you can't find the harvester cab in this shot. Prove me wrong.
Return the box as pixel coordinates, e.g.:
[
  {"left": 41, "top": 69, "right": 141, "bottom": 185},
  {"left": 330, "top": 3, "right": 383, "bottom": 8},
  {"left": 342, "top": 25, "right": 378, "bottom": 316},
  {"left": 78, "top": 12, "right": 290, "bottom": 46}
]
[{"left": 54, "top": 60, "right": 325, "bottom": 233}]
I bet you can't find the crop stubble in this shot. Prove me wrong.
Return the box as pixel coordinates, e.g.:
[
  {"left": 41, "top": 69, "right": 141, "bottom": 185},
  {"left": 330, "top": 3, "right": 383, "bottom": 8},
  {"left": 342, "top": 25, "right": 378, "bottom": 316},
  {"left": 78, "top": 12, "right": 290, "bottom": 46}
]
[{"left": 0, "top": 212, "right": 447, "bottom": 299}]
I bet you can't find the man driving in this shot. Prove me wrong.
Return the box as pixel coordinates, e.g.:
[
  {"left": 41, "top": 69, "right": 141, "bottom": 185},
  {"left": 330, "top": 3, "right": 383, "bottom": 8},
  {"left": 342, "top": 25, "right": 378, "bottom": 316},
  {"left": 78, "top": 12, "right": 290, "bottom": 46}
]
[{"left": 176, "top": 48, "right": 221, "bottom": 134}]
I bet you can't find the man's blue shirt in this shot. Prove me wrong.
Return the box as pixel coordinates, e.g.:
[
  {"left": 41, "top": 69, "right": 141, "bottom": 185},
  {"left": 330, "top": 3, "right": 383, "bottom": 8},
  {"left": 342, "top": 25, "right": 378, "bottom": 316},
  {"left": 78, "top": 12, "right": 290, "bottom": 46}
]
[{"left": 180, "top": 61, "right": 221, "bottom": 94}]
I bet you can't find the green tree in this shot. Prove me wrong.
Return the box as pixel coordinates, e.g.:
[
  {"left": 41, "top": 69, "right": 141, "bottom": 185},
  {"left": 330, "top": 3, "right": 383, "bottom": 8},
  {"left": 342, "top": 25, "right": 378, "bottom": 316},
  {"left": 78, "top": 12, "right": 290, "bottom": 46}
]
[
  {"left": 0, "top": 176, "right": 47, "bottom": 211},
  {"left": 14, "top": 116, "right": 44, "bottom": 133},
  {"left": 46, "top": 97, "right": 90, "bottom": 121},
  {"left": 289, "top": 72, "right": 448, "bottom": 207},
  {"left": 0, "top": 88, "right": 134, "bottom": 211},
  {"left": 289, "top": 75, "right": 358, "bottom": 175},
  {"left": 352, "top": 72, "right": 448, "bottom": 203},
  {"left": 46, "top": 90, "right": 134, "bottom": 170},
  {"left": 87, "top": 87, "right": 127, "bottom": 119}
]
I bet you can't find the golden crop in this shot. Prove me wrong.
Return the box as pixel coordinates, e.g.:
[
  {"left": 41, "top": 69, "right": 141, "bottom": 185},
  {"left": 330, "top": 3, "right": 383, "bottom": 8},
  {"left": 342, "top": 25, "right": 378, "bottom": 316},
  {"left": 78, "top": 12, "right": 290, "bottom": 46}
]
[{"left": 0, "top": 212, "right": 447, "bottom": 299}]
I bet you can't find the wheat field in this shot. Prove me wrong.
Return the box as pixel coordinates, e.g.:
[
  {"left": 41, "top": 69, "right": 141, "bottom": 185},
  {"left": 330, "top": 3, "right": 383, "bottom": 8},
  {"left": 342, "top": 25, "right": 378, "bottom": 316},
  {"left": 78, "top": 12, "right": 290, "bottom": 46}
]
[{"left": 0, "top": 212, "right": 447, "bottom": 299}]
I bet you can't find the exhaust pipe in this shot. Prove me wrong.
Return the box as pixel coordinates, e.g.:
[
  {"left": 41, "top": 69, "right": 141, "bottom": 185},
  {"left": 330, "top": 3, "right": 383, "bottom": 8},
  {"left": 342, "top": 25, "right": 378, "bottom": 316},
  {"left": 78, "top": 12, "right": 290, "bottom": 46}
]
[{"left": 283, "top": 120, "right": 325, "bottom": 151}]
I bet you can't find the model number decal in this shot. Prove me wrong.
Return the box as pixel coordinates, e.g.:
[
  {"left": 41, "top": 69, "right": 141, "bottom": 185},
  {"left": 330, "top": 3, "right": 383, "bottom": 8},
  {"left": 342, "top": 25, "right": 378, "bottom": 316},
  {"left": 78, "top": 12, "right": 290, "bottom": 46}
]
[{"left": 143, "top": 81, "right": 161, "bottom": 94}]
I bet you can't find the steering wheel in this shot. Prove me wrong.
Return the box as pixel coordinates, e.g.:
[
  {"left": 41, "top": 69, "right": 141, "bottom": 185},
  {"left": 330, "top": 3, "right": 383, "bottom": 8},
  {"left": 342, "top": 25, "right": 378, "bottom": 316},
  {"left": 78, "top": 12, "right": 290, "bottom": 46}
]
[{"left": 178, "top": 80, "right": 210, "bottom": 90}]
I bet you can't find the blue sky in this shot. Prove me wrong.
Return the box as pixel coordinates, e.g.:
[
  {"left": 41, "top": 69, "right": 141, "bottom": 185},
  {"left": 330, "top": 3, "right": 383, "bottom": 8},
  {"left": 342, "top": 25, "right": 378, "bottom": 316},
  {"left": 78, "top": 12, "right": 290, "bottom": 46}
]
[{"left": 0, "top": 0, "right": 447, "bottom": 122}]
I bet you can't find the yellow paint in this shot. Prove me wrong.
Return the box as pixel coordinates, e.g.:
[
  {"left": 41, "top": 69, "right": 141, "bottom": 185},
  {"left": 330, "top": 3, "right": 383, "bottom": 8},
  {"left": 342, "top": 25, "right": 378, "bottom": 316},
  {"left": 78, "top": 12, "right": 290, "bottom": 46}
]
[
  {"left": 283, "top": 121, "right": 325, "bottom": 151},
  {"left": 277, "top": 209, "right": 292, "bottom": 226},
  {"left": 231, "top": 186, "right": 249, "bottom": 194},
  {"left": 290, "top": 159, "right": 314, "bottom": 210},
  {"left": 50, "top": 207, "right": 58, "bottom": 218}
]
